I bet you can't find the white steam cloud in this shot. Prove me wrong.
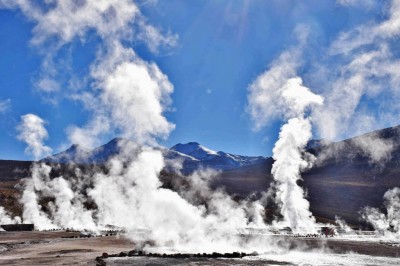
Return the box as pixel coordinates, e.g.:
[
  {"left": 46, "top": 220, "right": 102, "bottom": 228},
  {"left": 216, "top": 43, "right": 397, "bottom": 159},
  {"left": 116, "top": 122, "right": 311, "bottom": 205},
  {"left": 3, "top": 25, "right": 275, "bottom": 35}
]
[
  {"left": 88, "top": 151, "right": 267, "bottom": 250},
  {"left": 20, "top": 164, "right": 57, "bottom": 230},
  {"left": 16, "top": 114, "right": 52, "bottom": 160},
  {"left": 0, "top": 207, "right": 21, "bottom": 225},
  {"left": 361, "top": 187, "right": 400, "bottom": 238},
  {"left": 246, "top": 24, "right": 309, "bottom": 130},
  {"left": 21, "top": 163, "right": 97, "bottom": 231},
  {"left": 246, "top": 48, "right": 300, "bottom": 130}
]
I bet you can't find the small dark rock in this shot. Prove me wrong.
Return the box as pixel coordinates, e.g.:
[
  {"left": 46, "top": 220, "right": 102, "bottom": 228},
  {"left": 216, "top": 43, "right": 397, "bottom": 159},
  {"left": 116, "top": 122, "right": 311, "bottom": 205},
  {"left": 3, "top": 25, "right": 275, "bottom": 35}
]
[
  {"left": 118, "top": 252, "right": 128, "bottom": 257},
  {"left": 128, "top": 250, "right": 137, "bottom": 256},
  {"left": 95, "top": 256, "right": 106, "bottom": 266}
]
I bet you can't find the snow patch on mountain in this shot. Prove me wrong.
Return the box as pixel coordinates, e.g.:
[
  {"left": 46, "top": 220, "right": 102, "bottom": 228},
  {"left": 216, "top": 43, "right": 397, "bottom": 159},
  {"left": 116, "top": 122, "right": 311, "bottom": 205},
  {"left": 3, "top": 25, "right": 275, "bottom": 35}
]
[{"left": 171, "top": 142, "right": 219, "bottom": 160}]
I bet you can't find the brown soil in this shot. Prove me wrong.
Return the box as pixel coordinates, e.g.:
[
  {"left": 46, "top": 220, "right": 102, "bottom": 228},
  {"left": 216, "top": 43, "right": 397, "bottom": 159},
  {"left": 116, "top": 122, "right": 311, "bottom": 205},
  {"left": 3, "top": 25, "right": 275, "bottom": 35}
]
[
  {"left": 1, "top": 231, "right": 399, "bottom": 265},
  {"left": 0, "top": 231, "right": 132, "bottom": 265}
]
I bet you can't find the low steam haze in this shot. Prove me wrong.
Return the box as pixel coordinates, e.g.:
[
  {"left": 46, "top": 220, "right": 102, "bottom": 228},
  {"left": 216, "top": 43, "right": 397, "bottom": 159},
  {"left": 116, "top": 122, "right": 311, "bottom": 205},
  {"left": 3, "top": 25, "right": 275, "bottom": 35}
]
[{"left": 1, "top": 0, "right": 400, "bottom": 265}]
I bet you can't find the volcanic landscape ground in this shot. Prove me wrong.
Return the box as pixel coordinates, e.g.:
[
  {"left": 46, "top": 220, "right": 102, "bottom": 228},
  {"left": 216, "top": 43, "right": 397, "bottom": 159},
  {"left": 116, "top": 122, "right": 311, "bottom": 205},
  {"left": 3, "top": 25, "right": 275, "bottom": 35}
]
[{"left": 1, "top": 231, "right": 399, "bottom": 265}]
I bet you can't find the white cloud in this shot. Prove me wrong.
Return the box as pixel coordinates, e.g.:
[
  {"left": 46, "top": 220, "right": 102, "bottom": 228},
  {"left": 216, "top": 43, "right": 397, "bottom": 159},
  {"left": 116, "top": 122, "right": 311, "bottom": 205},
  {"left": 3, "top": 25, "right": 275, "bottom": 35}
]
[
  {"left": 28, "top": 1, "right": 138, "bottom": 45},
  {"left": 36, "top": 77, "right": 60, "bottom": 92},
  {"left": 0, "top": 0, "right": 177, "bottom": 96},
  {"left": 137, "top": 20, "right": 178, "bottom": 53},
  {"left": 332, "top": 0, "right": 400, "bottom": 54},
  {"left": 0, "top": 99, "right": 11, "bottom": 113},
  {"left": 336, "top": 0, "right": 376, "bottom": 9}
]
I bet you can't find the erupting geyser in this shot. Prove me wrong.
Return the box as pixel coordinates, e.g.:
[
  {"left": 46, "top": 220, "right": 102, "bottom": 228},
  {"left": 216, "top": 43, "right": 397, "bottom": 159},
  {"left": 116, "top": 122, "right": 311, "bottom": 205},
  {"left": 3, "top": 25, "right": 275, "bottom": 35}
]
[
  {"left": 271, "top": 77, "right": 323, "bottom": 234},
  {"left": 247, "top": 47, "right": 324, "bottom": 234}
]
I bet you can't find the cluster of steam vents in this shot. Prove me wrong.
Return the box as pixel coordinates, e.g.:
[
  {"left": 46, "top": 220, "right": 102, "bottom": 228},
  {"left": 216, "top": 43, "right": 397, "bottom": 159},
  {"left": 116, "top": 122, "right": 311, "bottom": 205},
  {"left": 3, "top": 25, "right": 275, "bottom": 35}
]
[{"left": 1, "top": 0, "right": 400, "bottom": 252}]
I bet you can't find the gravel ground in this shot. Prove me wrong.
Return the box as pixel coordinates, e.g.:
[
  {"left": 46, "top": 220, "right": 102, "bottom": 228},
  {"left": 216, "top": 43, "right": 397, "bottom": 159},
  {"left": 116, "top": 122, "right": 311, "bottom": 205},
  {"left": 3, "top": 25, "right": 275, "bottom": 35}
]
[{"left": 0, "top": 231, "right": 399, "bottom": 265}]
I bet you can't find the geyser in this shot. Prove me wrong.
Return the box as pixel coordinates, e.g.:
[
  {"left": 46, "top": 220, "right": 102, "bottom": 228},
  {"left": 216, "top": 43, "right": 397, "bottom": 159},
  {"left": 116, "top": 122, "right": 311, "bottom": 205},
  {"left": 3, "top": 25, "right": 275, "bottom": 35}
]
[{"left": 271, "top": 77, "right": 323, "bottom": 234}]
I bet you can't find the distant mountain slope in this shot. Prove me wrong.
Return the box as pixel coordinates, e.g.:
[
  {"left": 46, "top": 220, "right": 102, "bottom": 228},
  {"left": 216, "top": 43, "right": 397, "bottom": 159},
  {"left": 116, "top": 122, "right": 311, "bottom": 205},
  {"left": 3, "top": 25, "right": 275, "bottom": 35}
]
[
  {"left": 43, "top": 138, "right": 131, "bottom": 164},
  {"left": 304, "top": 125, "right": 400, "bottom": 225},
  {"left": 0, "top": 160, "right": 32, "bottom": 181},
  {"left": 44, "top": 139, "right": 268, "bottom": 173},
  {"left": 216, "top": 125, "right": 400, "bottom": 226}
]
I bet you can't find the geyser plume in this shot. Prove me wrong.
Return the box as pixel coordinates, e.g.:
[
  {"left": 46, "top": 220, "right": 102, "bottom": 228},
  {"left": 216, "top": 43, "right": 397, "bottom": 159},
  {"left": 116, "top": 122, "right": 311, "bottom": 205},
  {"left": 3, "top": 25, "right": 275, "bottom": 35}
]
[
  {"left": 361, "top": 187, "right": 400, "bottom": 238},
  {"left": 248, "top": 56, "right": 323, "bottom": 233},
  {"left": 271, "top": 78, "right": 323, "bottom": 233},
  {"left": 14, "top": 114, "right": 55, "bottom": 228},
  {"left": 1, "top": 113, "right": 53, "bottom": 226}
]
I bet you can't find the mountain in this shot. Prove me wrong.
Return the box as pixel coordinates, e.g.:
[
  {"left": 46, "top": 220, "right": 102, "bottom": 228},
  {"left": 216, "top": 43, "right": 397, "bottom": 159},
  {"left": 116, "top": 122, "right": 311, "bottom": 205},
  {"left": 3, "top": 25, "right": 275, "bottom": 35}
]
[
  {"left": 44, "top": 139, "right": 268, "bottom": 173},
  {"left": 43, "top": 138, "right": 130, "bottom": 164},
  {"left": 171, "top": 142, "right": 218, "bottom": 160},
  {"left": 170, "top": 142, "right": 267, "bottom": 172}
]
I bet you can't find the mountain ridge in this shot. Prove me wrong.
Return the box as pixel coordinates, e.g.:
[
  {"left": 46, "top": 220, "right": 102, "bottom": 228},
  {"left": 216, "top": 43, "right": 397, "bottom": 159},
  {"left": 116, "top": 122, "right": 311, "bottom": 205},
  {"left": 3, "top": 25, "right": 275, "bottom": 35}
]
[{"left": 44, "top": 139, "right": 269, "bottom": 173}]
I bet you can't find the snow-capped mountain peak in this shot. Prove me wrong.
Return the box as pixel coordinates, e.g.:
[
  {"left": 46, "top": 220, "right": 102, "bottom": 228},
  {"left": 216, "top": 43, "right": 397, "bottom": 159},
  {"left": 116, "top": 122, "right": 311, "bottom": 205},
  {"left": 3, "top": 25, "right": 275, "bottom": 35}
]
[
  {"left": 170, "top": 142, "right": 218, "bottom": 160},
  {"left": 170, "top": 142, "right": 267, "bottom": 171}
]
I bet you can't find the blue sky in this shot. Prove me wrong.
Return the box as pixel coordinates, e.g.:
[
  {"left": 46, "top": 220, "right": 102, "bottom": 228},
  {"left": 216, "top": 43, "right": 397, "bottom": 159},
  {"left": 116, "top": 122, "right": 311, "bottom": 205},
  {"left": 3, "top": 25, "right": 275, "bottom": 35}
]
[{"left": 0, "top": 0, "right": 399, "bottom": 160}]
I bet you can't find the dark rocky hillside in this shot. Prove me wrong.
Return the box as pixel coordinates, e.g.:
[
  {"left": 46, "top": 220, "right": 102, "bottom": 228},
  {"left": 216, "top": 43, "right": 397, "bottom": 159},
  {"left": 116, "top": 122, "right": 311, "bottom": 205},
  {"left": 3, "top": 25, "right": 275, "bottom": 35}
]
[{"left": 0, "top": 160, "right": 32, "bottom": 181}]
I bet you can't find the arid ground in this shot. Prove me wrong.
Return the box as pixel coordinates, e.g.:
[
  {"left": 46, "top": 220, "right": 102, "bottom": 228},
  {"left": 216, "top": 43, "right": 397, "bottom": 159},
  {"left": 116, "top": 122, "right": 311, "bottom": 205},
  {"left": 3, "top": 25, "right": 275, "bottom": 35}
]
[{"left": 1, "top": 231, "right": 399, "bottom": 265}]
